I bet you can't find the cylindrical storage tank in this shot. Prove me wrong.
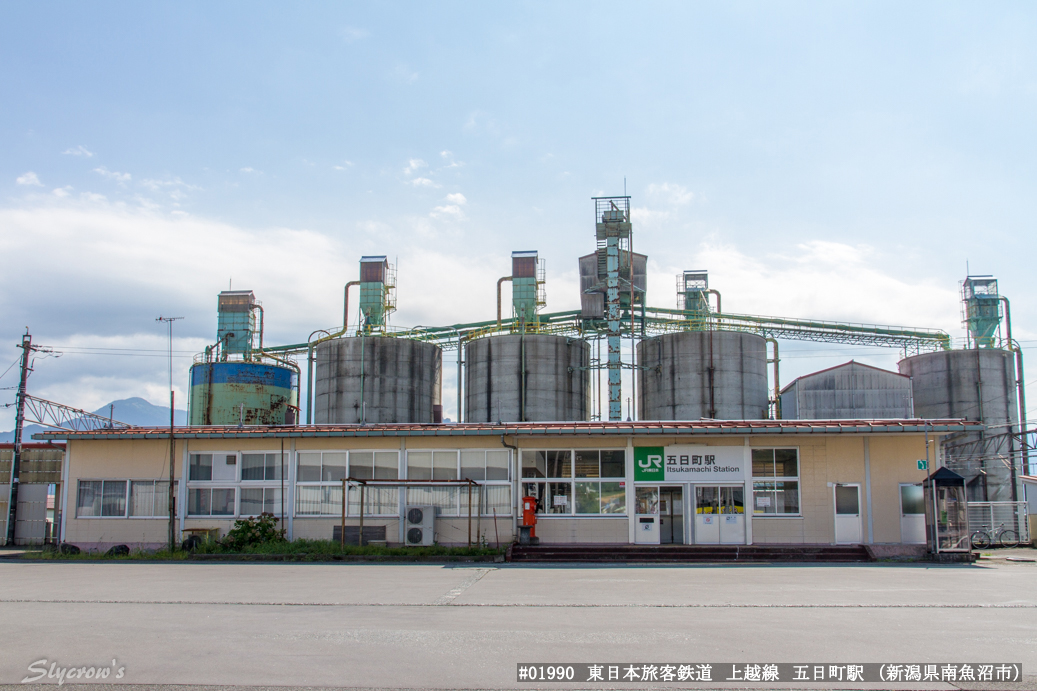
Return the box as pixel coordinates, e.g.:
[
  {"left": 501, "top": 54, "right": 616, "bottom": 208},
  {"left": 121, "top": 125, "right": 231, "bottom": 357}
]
[
  {"left": 899, "top": 349, "right": 1017, "bottom": 426},
  {"left": 464, "top": 334, "right": 590, "bottom": 422},
  {"left": 189, "top": 362, "right": 299, "bottom": 426},
  {"left": 899, "top": 349, "right": 1018, "bottom": 501},
  {"left": 637, "top": 331, "right": 769, "bottom": 420},
  {"left": 315, "top": 336, "right": 442, "bottom": 424}
]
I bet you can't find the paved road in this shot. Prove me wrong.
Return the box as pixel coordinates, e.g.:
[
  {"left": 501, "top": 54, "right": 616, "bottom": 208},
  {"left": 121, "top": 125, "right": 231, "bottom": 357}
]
[{"left": 0, "top": 559, "right": 1034, "bottom": 690}]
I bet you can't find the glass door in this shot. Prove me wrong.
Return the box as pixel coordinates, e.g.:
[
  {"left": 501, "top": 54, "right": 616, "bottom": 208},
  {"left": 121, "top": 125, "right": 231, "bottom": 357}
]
[
  {"left": 694, "top": 485, "right": 721, "bottom": 544},
  {"left": 719, "top": 486, "right": 745, "bottom": 544},
  {"left": 634, "top": 487, "right": 660, "bottom": 544},
  {"left": 659, "top": 487, "right": 684, "bottom": 544}
]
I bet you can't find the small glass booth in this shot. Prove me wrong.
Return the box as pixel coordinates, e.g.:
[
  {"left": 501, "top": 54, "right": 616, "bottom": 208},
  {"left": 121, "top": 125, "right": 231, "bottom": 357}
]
[{"left": 924, "top": 467, "right": 970, "bottom": 553}]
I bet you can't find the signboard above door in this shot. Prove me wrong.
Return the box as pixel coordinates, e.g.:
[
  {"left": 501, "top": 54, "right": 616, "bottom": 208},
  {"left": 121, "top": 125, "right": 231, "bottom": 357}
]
[{"left": 634, "top": 446, "right": 745, "bottom": 483}]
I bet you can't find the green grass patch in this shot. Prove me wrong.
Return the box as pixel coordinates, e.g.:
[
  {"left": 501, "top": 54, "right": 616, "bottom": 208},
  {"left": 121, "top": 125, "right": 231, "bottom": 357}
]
[{"left": 23, "top": 539, "right": 504, "bottom": 561}]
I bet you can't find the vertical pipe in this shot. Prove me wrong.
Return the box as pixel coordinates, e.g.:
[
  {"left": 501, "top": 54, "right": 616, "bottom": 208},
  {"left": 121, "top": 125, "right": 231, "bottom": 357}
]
[
  {"left": 629, "top": 234, "right": 636, "bottom": 422},
  {"left": 306, "top": 345, "right": 314, "bottom": 425},
  {"left": 606, "top": 233, "right": 622, "bottom": 420},
  {"left": 457, "top": 335, "right": 463, "bottom": 423},
  {"left": 467, "top": 481, "right": 473, "bottom": 546},
  {"left": 707, "top": 289, "right": 722, "bottom": 314},
  {"left": 359, "top": 334, "right": 366, "bottom": 424},
  {"left": 519, "top": 334, "right": 526, "bottom": 421},
  {"left": 497, "top": 277, "right": 513, "bottom": 330},
  {"left": 359, "top": 482, "right": 364, "bottom": 546},
  {"left": 255, "top": 304, "right": 264, "bottom": 358},
  {"left": 340, "top": 479, "right": 346, "bottom": 549},
  {"left": 766, "top": 338, "right": 781, "bottom": 420},
  {"left": 1001, "top": 296, "right": 1029, "bottom": 476},
  {"left": 280, "top": 438, "right": 285, "bottom": 536}
]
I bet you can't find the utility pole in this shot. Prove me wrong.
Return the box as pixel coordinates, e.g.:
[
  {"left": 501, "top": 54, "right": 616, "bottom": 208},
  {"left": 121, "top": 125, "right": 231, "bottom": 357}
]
[
  {"left": 6, "top": 331, "right": 43, "bottom": 545},
  {"left": 157, "top": 316, "right": 183, "bottom": 552}
]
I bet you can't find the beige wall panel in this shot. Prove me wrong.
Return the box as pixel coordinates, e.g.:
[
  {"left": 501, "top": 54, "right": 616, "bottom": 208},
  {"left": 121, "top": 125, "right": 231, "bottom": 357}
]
[
  {"left": 533, "top": 518, "right": 627, "bottom": 544},
  {"left": 68, "top": 440, "right": 174, "bottom": 482},
  {"left": 868, "top": 435, "right": 929, "bottom": 543},
  {"left": 64, "top": 518, "right": 171, "bottom": 547}
]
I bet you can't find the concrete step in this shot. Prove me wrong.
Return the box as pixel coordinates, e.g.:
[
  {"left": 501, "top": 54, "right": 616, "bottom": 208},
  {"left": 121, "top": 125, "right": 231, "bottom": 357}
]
[{"left": 508, "top": 544, "right": 872, "bottom": 563}]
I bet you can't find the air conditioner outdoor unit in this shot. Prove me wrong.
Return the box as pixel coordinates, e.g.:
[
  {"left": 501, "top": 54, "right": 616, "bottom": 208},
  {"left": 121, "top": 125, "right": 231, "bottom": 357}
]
[{"left": 404, "top": 506, "right": 435, "bottom": 546}]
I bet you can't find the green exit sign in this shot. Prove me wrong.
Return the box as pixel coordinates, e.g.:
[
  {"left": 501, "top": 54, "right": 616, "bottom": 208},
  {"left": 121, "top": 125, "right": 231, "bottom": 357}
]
[{"left": 917, "top": 460, "right": 929, "bottom": 470}]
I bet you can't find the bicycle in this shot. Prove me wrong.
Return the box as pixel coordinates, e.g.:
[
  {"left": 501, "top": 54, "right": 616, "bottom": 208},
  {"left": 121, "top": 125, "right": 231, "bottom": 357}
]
[{"left": 970, "top": 522, "right": 1020, "bottom": 549}]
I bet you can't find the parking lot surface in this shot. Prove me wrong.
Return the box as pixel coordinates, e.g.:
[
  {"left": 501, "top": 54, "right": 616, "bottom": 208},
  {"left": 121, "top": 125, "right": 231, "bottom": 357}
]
[{"left": 0, "top": 559, "right": 1034, "bottom": 690}]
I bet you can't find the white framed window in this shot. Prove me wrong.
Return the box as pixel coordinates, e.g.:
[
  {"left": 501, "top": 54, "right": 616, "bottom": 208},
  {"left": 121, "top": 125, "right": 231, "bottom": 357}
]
[
  {"left": 77, "top": 480, "right": 178, "bottom": 518},
  {"left": 189, "top": 453, "right": 238, "bottom": 482},
  {"left": 404, "top": 449, "right": 513, "bottom": 516},
  {"left": 129, "top": 480, "right": 177, "bottom": 517},
  {"left": 295, "top": 450, "right": 400, "bottom": 516},
  {"left": 240, "top": 453, "right": 283, "bottom": 481},
  {"left": 521, "top": 449, "right": 626, "bottom": 516},
  {"left": 187, "top": 450, "right": 284, "bottom": 518},
  {"left": 187, "top": 487, "right": 236, "bottom": 516},
  {"left": 751, "top": 448, "right": 800, "bottom": 515},
  {"left": 240, "top": 487, "right": 284, "bottom": 516}
]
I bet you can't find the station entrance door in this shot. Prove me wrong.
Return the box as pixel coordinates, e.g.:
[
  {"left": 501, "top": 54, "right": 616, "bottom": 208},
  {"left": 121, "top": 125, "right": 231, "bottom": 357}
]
[
  {"left": 694, "top": 485, "right": 746, "bottom": 544},
  {"left": 659, "top": 486, "right": 684, "bottom": 544}
]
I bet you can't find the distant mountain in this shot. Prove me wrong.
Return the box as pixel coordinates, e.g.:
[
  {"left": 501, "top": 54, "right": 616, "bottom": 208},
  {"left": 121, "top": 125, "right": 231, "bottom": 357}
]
[{"left": 0, "top": 397, "right": 188, "bottom": 442}]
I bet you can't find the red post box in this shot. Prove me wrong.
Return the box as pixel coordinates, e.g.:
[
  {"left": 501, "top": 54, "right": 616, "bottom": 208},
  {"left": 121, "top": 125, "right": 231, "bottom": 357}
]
[{"left": 521, "top": 495, "right": 538, "bottom": 538}]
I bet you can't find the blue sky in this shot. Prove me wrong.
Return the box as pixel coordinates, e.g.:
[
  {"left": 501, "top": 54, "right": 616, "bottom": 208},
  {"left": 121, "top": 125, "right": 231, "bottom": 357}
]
[{"left": 2, "top": 1, "right": 1036, "bottom": 425}]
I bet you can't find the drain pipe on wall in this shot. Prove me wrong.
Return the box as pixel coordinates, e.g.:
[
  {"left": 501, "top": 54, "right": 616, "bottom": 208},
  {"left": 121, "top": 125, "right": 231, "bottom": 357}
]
[{"left": 501, "top": 434, "right": 519, "bottom": 543}]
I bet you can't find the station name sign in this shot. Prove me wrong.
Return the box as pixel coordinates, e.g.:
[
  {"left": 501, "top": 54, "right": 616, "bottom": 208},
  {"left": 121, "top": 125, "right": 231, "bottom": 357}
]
[{"left": 634, "top": 445, "right": 745, "bottom": 483}]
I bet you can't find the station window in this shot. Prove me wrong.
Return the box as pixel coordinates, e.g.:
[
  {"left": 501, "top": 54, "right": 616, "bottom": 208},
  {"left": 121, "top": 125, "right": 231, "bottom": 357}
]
[
  {"left": 405, "top": 450, "right": 512, "bottom": 516},
  {"left": 751, "top": 448, "right": 800, "bottom": 515},
  {"left": 241, "top": 453, "right": 284, "bottom": 481},
  {"left": 187, "top": 487, "right": 236, "bottom": 516},
  {"left": 522, "top": 449, "right": 626, "bottom": 516},
  {"left": 295, "top": 451, "right": 400, "bottom": 516},
  {"left": 240, "top": 487, "right": 284, "bottom": 516},
  {"left": 77, "top": 479, "right": 178, "bottom": 518},
  {"left": 187, "top": 450, "right": 284, "bottom": 517}
]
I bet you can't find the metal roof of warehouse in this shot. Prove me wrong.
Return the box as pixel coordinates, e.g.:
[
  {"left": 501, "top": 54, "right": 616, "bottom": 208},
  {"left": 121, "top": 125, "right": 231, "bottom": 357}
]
[{"left": 33, "top": 419, "right": 979, "bottom": 440}]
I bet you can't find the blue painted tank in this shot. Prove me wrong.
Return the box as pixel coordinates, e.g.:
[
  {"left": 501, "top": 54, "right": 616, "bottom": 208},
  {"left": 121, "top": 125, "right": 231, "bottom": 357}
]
[{"left": 189, "top": 362, "right": 299, "bottom": 426}]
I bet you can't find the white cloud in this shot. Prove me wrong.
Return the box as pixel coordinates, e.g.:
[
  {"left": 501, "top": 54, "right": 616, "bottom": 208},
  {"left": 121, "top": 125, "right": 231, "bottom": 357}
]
[
  {"left": 16, "top": 172, "right": 43, "bottom": 186},
  {"left": 52, "top": 186, "right": 72, "bottom": 198},
  {"left": 404, "top": 159, "right": 427, "bottom": 175},
  {"left": 333, "top": 161, "right": 354, "bottom": 170},
  {"left": 445, "top": 193, "right": 467, "bottom": 205},
  {"left": 411, "top": 177, "right": 440, "bottom": 188},
  {"left": 93, "top": 166, "right": 131, "bottom": 183},
  {"left": 140, "top": 176, "right": 198, "bottom": 192},
  {"left": 650, "top": 238, "right": 958, "bottom": 329},
  {"left": 431, "top": 204, "right": 465, "bottom": 220},
  {"left": 63, "top": 145, "right": 94, "bottom": 157},
  {"left": 438, "top": 150, "right": 464, "bottom": 169},
  {"left": 646, "top": 182, "right": 694, "bottom": 206},
  {"left": 340, "top": 26, "right": 369, "bottom": 43},
  {"left": 239, "top": 167, "right": 261, "bottom": 174}
]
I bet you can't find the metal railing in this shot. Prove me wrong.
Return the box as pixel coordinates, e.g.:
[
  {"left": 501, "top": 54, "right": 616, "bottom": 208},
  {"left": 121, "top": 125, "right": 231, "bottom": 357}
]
[{"left": 966, "top": 501, "right": 1030, "bottom": 544}]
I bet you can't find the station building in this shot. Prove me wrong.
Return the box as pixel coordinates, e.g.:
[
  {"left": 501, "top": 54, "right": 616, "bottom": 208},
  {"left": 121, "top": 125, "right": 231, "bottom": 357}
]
[{"left": 39, "top": 419, "right": 974, "bottom": 552}]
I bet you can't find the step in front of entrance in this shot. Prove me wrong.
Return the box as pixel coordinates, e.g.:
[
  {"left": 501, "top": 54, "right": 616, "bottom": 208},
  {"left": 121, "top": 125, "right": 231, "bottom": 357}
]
[{"left": 508, "top": 544, "right": 872, "bottom": 563}]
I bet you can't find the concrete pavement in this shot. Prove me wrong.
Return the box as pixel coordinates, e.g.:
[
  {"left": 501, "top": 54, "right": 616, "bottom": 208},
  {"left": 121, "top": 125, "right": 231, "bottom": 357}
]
[{"left": 0, "top": 559, "right": 1034, "bottom": 690}]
